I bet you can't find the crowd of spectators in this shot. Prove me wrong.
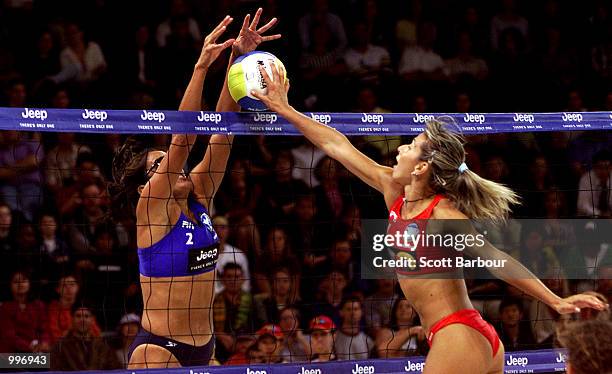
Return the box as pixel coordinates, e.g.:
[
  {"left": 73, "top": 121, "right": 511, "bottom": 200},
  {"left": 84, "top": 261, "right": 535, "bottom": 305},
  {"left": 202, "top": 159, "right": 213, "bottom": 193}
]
[{"left": 0, "top": 0, "right": 611, "bottom": 370}]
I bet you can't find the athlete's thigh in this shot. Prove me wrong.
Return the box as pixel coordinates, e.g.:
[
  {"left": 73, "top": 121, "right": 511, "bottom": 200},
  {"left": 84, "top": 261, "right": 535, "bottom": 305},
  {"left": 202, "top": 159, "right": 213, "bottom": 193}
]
[
  {"left": 487, "top": 340, "right": 504, "bottom": 374},
  {"left": 423, "top": 324, "right": 492, "bottom": 374},
  {"left": 128, "top": 344, "right": 181, "bottom": 369}
]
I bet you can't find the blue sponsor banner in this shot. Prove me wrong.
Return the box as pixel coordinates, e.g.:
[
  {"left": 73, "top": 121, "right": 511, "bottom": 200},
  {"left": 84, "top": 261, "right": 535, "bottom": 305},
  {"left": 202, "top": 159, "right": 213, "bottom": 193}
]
[
  {"left": 1, "top": 107, "right": 611, "bottom": 135},
  {"left": 15, "top": 349, "right": 566, "bottom": 374}
]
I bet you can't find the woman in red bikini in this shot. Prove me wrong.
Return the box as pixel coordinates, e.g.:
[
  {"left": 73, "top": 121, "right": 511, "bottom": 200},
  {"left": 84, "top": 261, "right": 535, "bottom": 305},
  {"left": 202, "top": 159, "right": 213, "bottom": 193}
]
[{"left": 251, "top": 64, "right": 608, "bottom": 373}]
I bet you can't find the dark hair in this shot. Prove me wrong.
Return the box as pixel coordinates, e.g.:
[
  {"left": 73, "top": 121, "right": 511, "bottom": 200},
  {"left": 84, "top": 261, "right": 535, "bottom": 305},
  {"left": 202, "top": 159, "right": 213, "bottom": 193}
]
[
  {"left": 76, "top": 151, "right": 97, "bottom": 168},
  {"left": 108, "top": 136, "right": 151, "bottom": 221},
  {"left": 314, "top": 156, "right": 338, "bottom": 182},
  {"left": 56, "top": 272, "right": 78, "bottom": 287},
  {"left": 389, "top": 296, "right": 413, "bottom": 331},
  {"left": 499, "top": 297, "right": 524, "bottom": 314},
  {"left": 10, "top": 267, "right": 32, "bottom": 280},
  {"left": 8, "top": 269, "right": 33, "bottom": 301},
  {"left": 272, "top": 266, "right": 291, "bottom": 277},
  {"left": 222, "top": 262, "right": 243, "bottom": 274},
  {"left": 280, "top": 305, "right": 301, "bottom": 320},
  {"left": 274, "top": 150, "right": 295, "bottom": 171},
  {"left": 0, "top": 201, "right": 12, "bottom": 212},
  {"left": 339, "top": 295, "right": 362, "bottom": 309},
  {"left": 593, "top": 149, "right": 611, "bottom": 164},
  {"left": 71, "top": 298, "right": 94, "bottom": 315},
  {"left": 246, "top": 343, "right": 262, "bottom": 358},
  {"left": 557, "top": 319, "right": 612, "bottom": 374}
]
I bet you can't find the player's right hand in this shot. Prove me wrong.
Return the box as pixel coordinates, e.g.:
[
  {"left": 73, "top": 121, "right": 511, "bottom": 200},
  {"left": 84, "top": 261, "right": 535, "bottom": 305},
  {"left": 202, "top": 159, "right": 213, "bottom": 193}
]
[
  {"left": 195, "top": 16, "right": 235, "bottom": 70},
  {"left": 251, "top": 62, "right": 290, "bottom": 113}
]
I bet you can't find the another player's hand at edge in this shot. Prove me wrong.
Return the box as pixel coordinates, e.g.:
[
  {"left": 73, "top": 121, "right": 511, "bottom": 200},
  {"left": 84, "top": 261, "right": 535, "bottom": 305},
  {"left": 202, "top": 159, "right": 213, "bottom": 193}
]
[
  {"left": 251, "top": 62, "right": 290, "bottom": 113},
  {"left": 195, "top": 16, "right": 236, "bottom": 70},
  {"left": 232, "top": 8, "right": 281, "bottom": 57},
  {"left": 552, "top": 293, "right": 609, "bottom": 314}
]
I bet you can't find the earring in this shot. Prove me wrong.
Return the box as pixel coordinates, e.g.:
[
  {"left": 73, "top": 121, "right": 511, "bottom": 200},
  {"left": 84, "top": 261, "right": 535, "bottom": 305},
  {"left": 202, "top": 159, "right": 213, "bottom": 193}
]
[{"left": 411, "top": 171, "right": 417, "bottom": 175}]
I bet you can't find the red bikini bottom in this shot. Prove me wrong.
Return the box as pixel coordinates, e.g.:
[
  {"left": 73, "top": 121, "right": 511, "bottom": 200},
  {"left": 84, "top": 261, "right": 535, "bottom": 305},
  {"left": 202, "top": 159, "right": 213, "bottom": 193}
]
[{"left": 427, "top": 309, "right": 500, "bottom": 357}]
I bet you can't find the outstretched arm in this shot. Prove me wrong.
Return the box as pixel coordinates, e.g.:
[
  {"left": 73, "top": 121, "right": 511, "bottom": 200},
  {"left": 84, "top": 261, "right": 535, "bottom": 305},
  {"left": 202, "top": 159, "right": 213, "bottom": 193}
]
[
  {"left": 191, "top": 8, "right": 281, "bottom": 208},
  {"left": 140, "top": 17, "right": 234, "bottom": 208},
  {"left": 252, "top": 63, "right": 397, "bottom": 199},
  {"left": 471, "top": 242, "right": 606, "bottom": 313},
  {"left": 442, "top": 214, "right": 609, "bottom": 314}
]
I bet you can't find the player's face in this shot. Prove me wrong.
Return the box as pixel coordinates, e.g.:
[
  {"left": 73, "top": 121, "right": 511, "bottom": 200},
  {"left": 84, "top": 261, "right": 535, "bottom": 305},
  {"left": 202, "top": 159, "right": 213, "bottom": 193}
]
[
  {"left": 393, "top": 133, "right": 428, "bottom": 184},
  {"left": 144, "top": 151, "right": 193, "bottom": 197}
]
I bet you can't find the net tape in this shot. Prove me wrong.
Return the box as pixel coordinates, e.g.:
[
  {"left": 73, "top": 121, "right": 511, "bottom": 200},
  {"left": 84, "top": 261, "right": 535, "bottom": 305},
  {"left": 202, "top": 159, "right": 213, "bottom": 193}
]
[{"left": 3, "top": 107, "right": 611, "bottom": 135}]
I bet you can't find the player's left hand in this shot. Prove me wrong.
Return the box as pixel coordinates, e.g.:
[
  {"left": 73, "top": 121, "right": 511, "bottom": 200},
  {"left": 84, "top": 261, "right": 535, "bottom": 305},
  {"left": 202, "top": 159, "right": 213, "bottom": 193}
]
[
  {"left": 232, "top": 8, "right": 281, "bottom": 57},
  {"left": 552, "top": 293, "right": 609, "bottom": 314}
]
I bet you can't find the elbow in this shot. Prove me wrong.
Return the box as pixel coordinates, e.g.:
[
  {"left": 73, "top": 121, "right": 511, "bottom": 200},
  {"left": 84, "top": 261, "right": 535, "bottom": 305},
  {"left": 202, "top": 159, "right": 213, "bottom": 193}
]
[
  {"left": 377, "top": 347, "right": 391, "bottom": 358},
  {"left": 170, "top": 134, "right": 189, "bottom": 146},
  {"left": 170, "top": 134, "right": 195, "bottom": 149},
  {"left": 322, "top": 134, "right": 347, "bottom": 160}
]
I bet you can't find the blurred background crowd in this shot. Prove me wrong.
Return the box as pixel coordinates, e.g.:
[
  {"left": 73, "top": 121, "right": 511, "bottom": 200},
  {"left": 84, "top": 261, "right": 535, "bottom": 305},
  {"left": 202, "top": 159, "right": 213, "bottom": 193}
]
[{"left": 0, "top": 0, "right": 611, "bottom": 370}]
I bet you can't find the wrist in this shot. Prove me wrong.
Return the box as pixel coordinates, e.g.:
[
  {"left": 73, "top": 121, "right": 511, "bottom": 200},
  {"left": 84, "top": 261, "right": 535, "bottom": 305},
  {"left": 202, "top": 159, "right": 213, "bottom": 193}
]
[
  {"left": 231, "top": 48, "right": 243, "bottom": 59},
  {"left": 546, "top": 294, "right": 564, "bottom": 308},
  {"left": 194, "top": 63, "right": 209, "bottom": 73},
  {"left": 277, "top": 103, "right": 294, "bottom": 116}
]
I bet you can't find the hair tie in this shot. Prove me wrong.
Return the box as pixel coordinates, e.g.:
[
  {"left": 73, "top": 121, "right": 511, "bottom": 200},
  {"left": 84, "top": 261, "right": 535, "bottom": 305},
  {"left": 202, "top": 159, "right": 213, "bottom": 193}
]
[{"left": 458, "top": 162, "right": 468, "bottom": 174}]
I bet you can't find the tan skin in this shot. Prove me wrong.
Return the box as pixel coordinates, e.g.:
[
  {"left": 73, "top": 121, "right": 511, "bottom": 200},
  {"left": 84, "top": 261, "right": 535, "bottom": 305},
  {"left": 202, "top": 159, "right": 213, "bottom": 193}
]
[
  {"left": 128, "top": 10, "right": 280, "bottom": 369},
  {"left": 253, "top": 64, "right": 608, "bottom": 374}
]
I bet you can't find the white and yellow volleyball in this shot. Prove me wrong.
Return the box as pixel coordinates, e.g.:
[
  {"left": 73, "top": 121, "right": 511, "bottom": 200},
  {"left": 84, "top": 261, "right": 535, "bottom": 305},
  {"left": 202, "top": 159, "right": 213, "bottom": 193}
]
[{"left": 228, "top": 51, "right": 286, "bottom": 111}]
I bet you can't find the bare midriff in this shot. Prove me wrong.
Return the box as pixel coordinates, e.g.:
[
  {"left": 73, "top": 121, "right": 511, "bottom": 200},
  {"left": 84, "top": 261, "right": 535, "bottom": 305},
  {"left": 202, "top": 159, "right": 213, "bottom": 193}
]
[
  {"left": 140, "top": 271, "right": 216, "bottom": 346},
  {"left": 398, "top": 277, "right": 473, "bottom": 336}
]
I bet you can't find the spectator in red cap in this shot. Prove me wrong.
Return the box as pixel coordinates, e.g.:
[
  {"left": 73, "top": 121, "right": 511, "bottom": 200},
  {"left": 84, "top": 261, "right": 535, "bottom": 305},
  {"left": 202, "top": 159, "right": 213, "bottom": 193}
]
[
  {"left": 256, "top": 324, "right": 285, "bottom": 363},
  {"left": 309, "top": 315, "right": 336, "bottom": 362}
]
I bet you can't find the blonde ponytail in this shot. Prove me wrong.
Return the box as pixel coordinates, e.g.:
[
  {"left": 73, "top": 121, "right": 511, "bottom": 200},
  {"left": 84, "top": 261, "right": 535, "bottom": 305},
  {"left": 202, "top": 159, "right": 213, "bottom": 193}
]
[{"left": 421, "top": 117, "right": 520, "bottom": 222}]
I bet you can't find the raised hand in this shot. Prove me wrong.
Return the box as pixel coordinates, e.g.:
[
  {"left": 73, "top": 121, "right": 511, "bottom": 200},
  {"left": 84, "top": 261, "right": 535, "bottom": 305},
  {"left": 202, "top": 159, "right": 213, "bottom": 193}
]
[
  {"left": 195, "top": 16, "right": 236, "bottom": 70},
  {"left": 552, "top": 293, "right": 608, "bottom": 314},
  {"left": 232, "top": 8, "right": 281, "bottom": 57},
  {"left": 251, "top": 62, "right": 290, "bottom": 113}
]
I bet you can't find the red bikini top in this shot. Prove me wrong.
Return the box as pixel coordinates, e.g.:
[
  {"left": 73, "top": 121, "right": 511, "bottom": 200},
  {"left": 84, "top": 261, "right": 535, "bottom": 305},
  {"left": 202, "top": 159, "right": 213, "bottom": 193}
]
[
  {"left": 388, "top": 194, "right": 446, "bottom": 222},
  {"left": 387, "top": 194, "right": 460, "bottom": 275}
]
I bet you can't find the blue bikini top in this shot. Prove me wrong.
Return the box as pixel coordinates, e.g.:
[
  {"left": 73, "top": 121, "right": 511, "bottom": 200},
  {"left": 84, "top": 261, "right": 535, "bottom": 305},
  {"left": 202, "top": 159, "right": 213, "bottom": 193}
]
[{"left": 138, "top": 197, "right": 219, "bottom": 277}]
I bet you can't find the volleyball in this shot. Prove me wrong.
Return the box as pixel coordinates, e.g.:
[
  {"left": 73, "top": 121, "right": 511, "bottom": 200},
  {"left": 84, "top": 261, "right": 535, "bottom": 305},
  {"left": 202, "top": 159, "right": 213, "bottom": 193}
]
[{"left": 228, "top": 51, "right": 286, "bottom": 111}]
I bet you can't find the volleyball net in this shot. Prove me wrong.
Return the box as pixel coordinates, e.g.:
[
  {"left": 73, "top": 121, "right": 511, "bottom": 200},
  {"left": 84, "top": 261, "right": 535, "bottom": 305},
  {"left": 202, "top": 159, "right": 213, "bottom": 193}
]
[{"left": 0, "top": 108, "right": 609, "bottom": 373}]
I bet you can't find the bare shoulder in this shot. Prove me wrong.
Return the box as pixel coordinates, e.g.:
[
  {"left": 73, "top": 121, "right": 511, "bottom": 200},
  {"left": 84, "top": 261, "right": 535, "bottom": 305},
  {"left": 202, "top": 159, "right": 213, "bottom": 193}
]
[
  {"left": 136, "top": 196, "right": 178, "bottom": 226},
  {"left": 381, "top": 172, "right": 403, "bottom": 209},
  {"left": 432, "top": 198, "right": 468, "bottom": 219}
]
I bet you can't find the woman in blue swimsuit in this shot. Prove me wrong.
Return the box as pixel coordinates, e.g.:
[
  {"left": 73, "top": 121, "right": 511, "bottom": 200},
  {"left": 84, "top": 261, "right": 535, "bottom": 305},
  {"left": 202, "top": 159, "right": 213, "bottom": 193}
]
[{"left": 109, "top": 10, "right": 280, "bottom": 368}]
